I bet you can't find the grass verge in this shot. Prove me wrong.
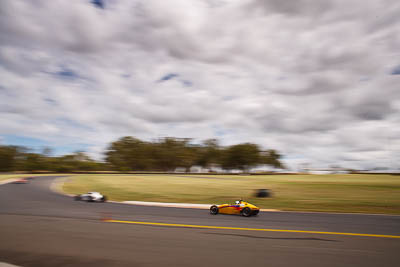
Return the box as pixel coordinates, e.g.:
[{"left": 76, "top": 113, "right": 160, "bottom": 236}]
[{"left": 62, "top": 174, "right": 400, "bottom": 214}]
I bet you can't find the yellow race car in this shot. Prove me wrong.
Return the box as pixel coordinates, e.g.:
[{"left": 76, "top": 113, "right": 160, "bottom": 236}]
[{"left": 210, "top": 200, "right": 260, "bottom": 217}]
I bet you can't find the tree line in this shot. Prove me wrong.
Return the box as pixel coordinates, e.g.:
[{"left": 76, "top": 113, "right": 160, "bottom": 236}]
[
  {"left": 0, "top": 136, "right": 283, "bottom": 172},
  {"left": 0, "top": 146, "right": 106, "bottom": 172}
]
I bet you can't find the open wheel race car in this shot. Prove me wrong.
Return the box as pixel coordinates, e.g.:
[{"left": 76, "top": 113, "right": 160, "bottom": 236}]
[
  {"left": 210, "top": 200, "right": 260, "bottom": 217},
  {"left": 74, "top": 192, "right": 107, "bottom": 202}
]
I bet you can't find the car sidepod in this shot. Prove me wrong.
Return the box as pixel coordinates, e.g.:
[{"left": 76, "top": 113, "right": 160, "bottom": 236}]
[{"left": 218, "top": 204, "right": 241, "bottom": 215}]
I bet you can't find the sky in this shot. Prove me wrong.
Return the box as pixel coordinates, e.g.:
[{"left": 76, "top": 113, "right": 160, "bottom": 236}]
[{"left": 0, "top": 0, "right": 399, "bottom": 170}]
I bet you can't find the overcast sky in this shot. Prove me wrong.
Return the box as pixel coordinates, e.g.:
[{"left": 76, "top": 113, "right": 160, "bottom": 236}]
[{"left": 0, "top": 0, "right": 399, "bottom": 170}]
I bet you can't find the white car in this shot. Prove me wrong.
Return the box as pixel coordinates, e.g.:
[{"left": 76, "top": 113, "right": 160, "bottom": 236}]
[{"left": 74, "top": 192, "right": 107, "bottom": 202}]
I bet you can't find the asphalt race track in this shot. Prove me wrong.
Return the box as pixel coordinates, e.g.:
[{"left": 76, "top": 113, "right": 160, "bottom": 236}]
[{"left": 0, "top": 176, "right": 399, "bottom": 267}]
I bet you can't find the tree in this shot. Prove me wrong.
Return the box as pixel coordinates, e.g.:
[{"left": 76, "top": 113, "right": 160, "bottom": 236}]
[
  {"left": 195, "top": 139, "right": 222, "bottom": 168},
  {"left": 104, "top": 137, "right": 283, "bottom": 172},
  {"left": 105, "top": 137, "right": 155, "bottom": 171},
  {"left": 151, "top": 138, "right": 196, "bottom": 171},
  {"left": 260, "top": 149, "right": 284, "bottom": 169},
  {"left": 51, "top": 152, "right": 105, "bottom": 172},
  {"left": 221, "top": 143, "right": 261, "bottom": 172},
  {"left": 0, "top": 146, "right": 18, "bottom": 171},
  {"left": 23, "top": 153, "right": 46, "bottom": 172}
]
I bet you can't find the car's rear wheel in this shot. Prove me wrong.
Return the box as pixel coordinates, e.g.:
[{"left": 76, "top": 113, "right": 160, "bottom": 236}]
[
  {"left": 242, "top": 207, "right": 252, "bottom": 217},
  {"left": 74, "top": 195, "right": 81, "bottom": 201},
  {"left": 210, "top": 205, "right": 219, "bottom": 215}
]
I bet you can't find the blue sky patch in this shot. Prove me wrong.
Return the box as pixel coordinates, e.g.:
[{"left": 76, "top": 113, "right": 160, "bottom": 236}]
[
  {"left": 91, "top": 0, "right": 104, "bottom": 9},
  {"left": 159, "top": 73, "right": 179, "bottom": 82},
  {"left": 56, "top": 68, "right": 79, "bottom": 79},
  {"left": 44, "top": 98, "right": 57, "bottom": 105},
  {"left": 1, "top": 135, "right": 48, "bottom": 148},
  {"left": 53, "top": 118, "right": 93, "bottom": 131},
  {"left": 1, "top": 134, "right": 91, "bottom": 156},
  {"left": 157, "top": 73, "right": 193, "bottom": 87},
  {"left": 182, "top": 80, "right": 193, "bottom": 87},
  {"left": 391, "top": 65, "right": 400, "bottom": 75},
  {"left": 212, "top": 125, "right": 229, "bottom": 137}
]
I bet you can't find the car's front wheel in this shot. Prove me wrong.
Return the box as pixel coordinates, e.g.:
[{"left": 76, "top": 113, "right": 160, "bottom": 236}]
[
  {"left": 241, "top": 207, "right": 252, "bottom": 217},
  {"left": 100, "top": 196, "right": 107, "bottom": 202},
  {"left": 210, "top": 205, "right": 219, "bottom": 215},
  {"left": 74, "top": 195, "right": 81, "bottom": 201}
]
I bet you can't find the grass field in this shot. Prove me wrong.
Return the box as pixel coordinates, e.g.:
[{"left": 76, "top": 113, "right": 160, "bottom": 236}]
[{"left": 63, "top": 174, "right": 400, "bottom": 215}]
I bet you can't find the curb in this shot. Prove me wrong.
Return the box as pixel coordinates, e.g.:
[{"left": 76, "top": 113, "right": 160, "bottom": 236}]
[{"left": 121, "top": 201, "right": 211, "bottom": 209}]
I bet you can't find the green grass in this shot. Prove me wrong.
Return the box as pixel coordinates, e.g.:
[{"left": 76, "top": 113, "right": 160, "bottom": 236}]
[{"left": 62, "top": 174, "right": 400, "bottom": 214}]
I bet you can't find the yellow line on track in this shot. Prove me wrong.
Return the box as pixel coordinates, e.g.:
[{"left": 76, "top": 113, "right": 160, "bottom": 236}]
[{"left": 103, "top": 219, "right": 400, "bottom": 239}]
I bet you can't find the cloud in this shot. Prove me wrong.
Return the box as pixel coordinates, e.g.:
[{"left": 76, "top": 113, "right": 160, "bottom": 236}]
[{"left": 0, "top": 0, "right": 399, "bottom": 170}]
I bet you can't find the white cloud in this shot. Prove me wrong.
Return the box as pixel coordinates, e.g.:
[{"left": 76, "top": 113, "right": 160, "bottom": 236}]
[{"left": 0, "top": 0, "right": 399, "bottom": 169}]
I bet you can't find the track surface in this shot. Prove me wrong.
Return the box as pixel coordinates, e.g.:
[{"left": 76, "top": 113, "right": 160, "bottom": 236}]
[{"left": 0, "top": 176, "right": 399, "bottom": 267}]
